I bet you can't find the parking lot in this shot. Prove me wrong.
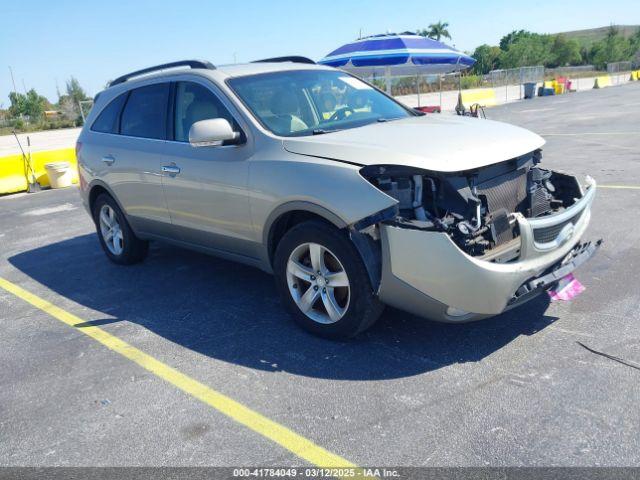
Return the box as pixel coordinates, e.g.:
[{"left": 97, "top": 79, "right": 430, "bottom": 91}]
[{"left": 1, "top": 82, "right": 639, "bottom": 468}]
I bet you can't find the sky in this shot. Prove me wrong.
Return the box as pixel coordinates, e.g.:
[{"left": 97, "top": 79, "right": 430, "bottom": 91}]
[{"left": 1, "top": 0, "right": 638, "bottom": 104}]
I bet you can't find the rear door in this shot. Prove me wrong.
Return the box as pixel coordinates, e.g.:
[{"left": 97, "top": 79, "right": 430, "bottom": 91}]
[
  {"left": 96, "top": 82, "right": 172, "bottom": 236},
  {"left": 160, "top": 80, "right": 255, "bottom": 258}
]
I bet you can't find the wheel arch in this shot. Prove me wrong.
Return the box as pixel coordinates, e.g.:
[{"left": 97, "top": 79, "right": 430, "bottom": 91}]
[
  {"left": 264, "top": 201, "right": 382, "bottom": 291},
  {"left": 87, "top": 180, "right": 132, "bottom": 229},
  {"left": 264, "top": 201, "right": 347, "bottom": 267}
]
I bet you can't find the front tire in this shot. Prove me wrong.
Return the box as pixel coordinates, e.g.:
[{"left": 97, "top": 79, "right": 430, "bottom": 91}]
[
  {"left": 93, "top": 194, "right": 148, "bottom": 265},
  {"left": 274, "top": 220, "right": 383, "bottom": 339}
]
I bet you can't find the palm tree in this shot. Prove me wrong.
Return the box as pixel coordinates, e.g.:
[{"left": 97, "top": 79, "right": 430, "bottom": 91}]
[{"left": 419, "top": 21, "right": 451, "bottom": 42}]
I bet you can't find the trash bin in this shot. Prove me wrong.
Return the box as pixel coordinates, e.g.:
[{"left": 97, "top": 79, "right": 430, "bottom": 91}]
[
  {"left": 523, "top": 82, "right": 537, "bottom": 99},
  {"left": 45, "top": 162, "right": 73, "bottom": 189}
]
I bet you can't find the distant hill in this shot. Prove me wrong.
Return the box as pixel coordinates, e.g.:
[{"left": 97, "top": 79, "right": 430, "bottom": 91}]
[{"left": 556, "top": 25, "right": 640, "bottom": 47}]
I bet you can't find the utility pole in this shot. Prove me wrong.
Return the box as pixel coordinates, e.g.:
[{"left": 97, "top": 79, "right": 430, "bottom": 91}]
[
  {"left": 8, "top": 66, "right": 17, "bottom": 93},
  {"left": 21, "top": 79, "right": 27, "bottom": 95}
]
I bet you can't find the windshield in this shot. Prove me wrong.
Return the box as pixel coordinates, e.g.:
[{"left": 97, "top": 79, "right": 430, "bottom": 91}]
[{"left": 227, "top": 70, "right": 413, "bottom": 137}]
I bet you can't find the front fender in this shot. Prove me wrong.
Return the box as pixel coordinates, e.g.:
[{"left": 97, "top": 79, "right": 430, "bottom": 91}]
[{"left": 250, "top": 156, "right": 396, "bottom": 243}]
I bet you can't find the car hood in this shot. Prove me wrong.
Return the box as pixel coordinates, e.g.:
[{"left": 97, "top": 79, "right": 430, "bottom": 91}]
[{"left": 282, "top": 115, "right": 545, "bottom": 173}]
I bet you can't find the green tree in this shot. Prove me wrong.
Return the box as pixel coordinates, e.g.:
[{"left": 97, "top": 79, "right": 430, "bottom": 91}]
[
  {"left": 65, "top": 76, "right": 89, "bottom": 105},
  {"left": 419, "top": 21, "right": 451, "bottom": 42},
  {"left": 549, "top": 35, "right": 582, "bottom": 67},
  {"left": 588, "top": 27, "right": 633, "bottom": 69},
  {"left": 499, "top": 30, "right": 533, "bottom": 51},
  {"left": 631, "top": 29, "right": 640, "bottom": 51},
  {"left": 471, "top": 44, "right": 501, "bottom": 74},
  {"left": 58, "top": 77, "right": 90, "bottom": 124},
  {"left": 499, "top": 34, "right": 554, "bottom": 68},
  {"left": 8, "top": 92, "right": 26, "bottom": 117},
  {"left": 8, "top": 89, "right": 49, "bottom": 121}
]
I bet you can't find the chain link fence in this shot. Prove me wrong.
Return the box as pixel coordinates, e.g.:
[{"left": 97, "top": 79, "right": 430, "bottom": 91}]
[
  {"left": 484, "top": 66, "right": 545, "bottom": 87},
  {"left": 546, "top": 65, "right": 596, "bottom": 78},
  {"left": 606, "top": 61, "right": 634, "bottom": 85},
  {"left": 607, "top": 61, "right": 633, "bottom": 74},
  {"left": 353, "top": 59, "right": 640, "bottom": 111}
]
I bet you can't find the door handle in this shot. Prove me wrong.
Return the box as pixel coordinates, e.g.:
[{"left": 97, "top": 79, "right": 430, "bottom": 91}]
[
  {"left": 161, "top": 165, "right": 181, "bottom": 175},
  {"left": 101, "top": 155, "right": 115, "bottom": 165}
]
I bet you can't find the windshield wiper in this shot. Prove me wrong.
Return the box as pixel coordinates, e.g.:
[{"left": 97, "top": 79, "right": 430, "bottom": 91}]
[
  {"left": 312, "top": 128, "right": 341, "bottom": 135},
  {"left": 377, "top": 116, "right": 404, "bottom": 123}
]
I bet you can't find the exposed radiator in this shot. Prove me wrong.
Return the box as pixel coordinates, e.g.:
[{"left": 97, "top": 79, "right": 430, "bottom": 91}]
[{"left": 477, "top": 169, "right": 528, "bottom": 214}]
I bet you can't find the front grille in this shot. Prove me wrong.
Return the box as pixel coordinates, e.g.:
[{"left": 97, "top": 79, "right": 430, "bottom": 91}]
[
  {"left": 477, "top": 169, "right": 527, "bottom": 214},
  {"left": 533, "top": 209, "right": 583, "bottom": 244}
]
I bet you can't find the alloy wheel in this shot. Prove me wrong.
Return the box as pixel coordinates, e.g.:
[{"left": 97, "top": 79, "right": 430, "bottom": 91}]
[
  {"left": 286, "top": 242, "right": 350, "bottom": 324},
  {"left": 98, "top": 204, "right": 124, "bottom": 256}
]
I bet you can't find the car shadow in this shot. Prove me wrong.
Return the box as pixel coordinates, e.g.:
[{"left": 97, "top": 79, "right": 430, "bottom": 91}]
[{"left": 9, "top": 233, "right": 558, "bottom": 381}]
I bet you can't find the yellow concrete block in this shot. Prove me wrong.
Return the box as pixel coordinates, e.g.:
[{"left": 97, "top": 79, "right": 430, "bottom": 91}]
[
  {"left": 594, "top": 76, "right": 612, "bottom": 89},
  {"left": 0, "top": 147, "right": 78, "bottom": 195},
  {"left": 0, "top": 153, "right": 29, "bottom": 194},
  {"left": 631, "top": 71, "right": 639, "bottom": 81},
  {"left": 458, "top": 88, "right": 498, "bottom": 109}
]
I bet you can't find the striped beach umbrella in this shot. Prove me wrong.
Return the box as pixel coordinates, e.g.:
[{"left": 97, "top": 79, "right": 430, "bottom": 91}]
[{"left": 319, "top": 32, "right": 475, "bottom": 93}]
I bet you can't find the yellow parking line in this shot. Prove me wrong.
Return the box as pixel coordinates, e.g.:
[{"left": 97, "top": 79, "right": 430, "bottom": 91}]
[
  {"left": 599, "top": 185, "right": 640, "bottom": 190},
  {"left": 0, "top": 277, "right": 357, "bottom": 469},
  {"left": 539, "top": 132, "right": 640, "bottom": 136}
]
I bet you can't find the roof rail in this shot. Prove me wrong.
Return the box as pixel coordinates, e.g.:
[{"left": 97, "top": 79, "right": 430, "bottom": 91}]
[
  {"left": 252, "top": 56, "right": 316, "bottom": 65},
  {"left": 109, "top": 60, "right": 215, "bottom": 87}
]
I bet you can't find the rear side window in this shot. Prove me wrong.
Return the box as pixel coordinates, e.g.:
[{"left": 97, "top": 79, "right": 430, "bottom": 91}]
[
  {"left": 120, "top": 83, "right": 169, "bottom": 139},
  {"left": 91, "top": 93, "right": 127, "bottom": 134}
]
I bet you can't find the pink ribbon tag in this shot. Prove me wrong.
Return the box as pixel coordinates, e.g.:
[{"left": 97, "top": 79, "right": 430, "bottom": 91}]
[{"left": 548, "top": 273, "right": 585, "bottom": 301}]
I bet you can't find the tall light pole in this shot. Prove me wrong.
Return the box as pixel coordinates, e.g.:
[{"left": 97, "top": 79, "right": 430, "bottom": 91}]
[{"left": 8, "top": 66, "right": 17, "bottom": 93}]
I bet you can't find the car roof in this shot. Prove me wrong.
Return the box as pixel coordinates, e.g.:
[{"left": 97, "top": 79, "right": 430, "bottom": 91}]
[
  {"left": 215, "top": 61, "right": 335, "bottom": 77},
  {"left": 95, "top": 60, "right": 337, "bottom": 104}
]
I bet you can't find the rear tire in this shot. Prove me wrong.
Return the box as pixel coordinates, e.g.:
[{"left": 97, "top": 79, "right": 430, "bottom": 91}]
[
  {"left": 93, "top": 194, "right": 148, "bottom": 265},
  {"left": 273, "top": 220, "right": 384, "bottom": 339}
]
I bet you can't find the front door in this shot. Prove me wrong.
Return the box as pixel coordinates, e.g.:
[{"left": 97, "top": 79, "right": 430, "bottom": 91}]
[{"left": 160, "top": 80, "right": 255, "bottom": 258}]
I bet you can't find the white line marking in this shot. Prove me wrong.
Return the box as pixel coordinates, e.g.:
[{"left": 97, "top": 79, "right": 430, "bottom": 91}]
[
  {"left": 600, "top": 185, "right": 640, "bottom": 190},
  {"left": 22, "top": 203, "right": 78, "bottom": 216},
  {"left": 540, "top": 132, "right": 638, "bottom": 136},
  {"left": 520, "top": 108, "right": 556, "bottom": 113}
]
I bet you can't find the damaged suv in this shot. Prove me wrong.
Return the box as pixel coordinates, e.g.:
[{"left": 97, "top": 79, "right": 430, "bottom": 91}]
[{"left": 78, "top": 58, "right": 600, "bottom": 338}]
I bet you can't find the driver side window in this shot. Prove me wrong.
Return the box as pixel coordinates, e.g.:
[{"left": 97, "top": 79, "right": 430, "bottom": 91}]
[{"left": 174, "top": 82, "right": 236, "bottom": 142}]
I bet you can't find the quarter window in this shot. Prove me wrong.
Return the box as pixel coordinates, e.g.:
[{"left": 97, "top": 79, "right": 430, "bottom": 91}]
[
  {"left": 91, "top": 93, "right": 127, "bottom": 134},
  {"left": 120, "top": 83, "right": 170, "bottom": 139},
  {"left": 174, "top": 82, "right": 237, "bottom": 142}
]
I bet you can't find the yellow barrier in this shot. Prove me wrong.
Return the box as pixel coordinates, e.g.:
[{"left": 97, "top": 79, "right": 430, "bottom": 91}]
[
  {"left": 593, "top": 75, "right": 612, "bottom": 89},
  {"left": 457, "top": 88, "right": 498, "bottom": 109},
  {"left": 0, "top": 147, "right": 78, "bottom": 195},
  {"left": 631, "top": 71, "right": 639, "bottom": 81}
]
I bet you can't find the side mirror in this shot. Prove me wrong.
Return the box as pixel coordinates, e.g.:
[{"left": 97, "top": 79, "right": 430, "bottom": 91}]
[{"left": 189, "top": 118, "right": 240, "bottom": 147}]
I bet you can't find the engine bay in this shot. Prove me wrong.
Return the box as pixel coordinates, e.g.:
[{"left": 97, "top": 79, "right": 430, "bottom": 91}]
[{"left": 360, "top": 149, "right": 584, "bottom": 261}]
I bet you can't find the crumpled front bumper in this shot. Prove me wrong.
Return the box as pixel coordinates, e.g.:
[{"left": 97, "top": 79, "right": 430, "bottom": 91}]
[{"left": 377, "top": 177, "right": 599, "bottom": 322}]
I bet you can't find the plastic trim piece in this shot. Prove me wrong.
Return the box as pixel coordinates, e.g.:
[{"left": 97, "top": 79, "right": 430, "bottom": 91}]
[
  {"left": 109, "top": 60, "right": 216, "bottom": 87},
  {"left": 252, "top": 56, "right": 316, "bottom": 65}
]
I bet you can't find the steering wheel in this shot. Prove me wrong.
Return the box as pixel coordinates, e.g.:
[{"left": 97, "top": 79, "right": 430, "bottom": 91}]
[{"left": 328, "top": 106, "right": 355, "bottom": 122}]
